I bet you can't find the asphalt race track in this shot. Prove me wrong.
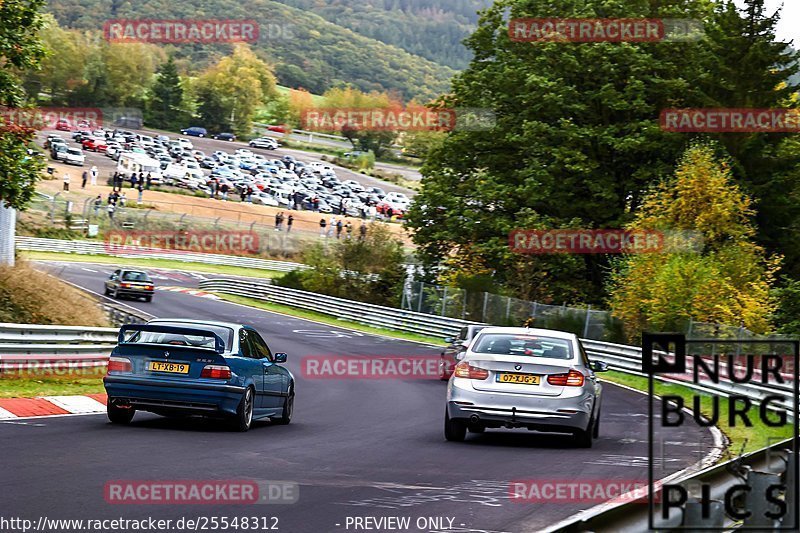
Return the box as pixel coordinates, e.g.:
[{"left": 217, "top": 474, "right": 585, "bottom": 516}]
[{"left": 0, "top": 262, "right": 717, "bottom": 533}]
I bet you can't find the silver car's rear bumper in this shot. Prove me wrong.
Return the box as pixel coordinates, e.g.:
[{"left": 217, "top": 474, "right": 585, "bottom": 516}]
[{"left": 447, "top": 377, "right": 597, "bottom": 432}]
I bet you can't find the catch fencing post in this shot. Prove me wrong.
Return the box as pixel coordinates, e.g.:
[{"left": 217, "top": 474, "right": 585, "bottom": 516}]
[
  {"left": 583, "top": 305, "right": 592, "bottom": 338},
  {"left": 441, "top": 286, "right": 448, "bottom": 317},
  {"left": 482, "top": 292, "right": 489, "bottom": 323},
  {"left": 417, "top": 282, "right": 424, "bottom": 313}
]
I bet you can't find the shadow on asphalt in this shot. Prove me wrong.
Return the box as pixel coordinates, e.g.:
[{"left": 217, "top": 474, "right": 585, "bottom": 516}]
[{"left": 104, "top": 414, "right": 293, "bottom": 434}]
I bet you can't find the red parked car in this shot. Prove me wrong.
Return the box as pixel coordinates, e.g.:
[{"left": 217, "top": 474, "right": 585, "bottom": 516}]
[
  {"left": 82, "top": 137, "right": 108, "bottom": 152},
  {"left": 267, "top": 124, "right": 289, "bottom": 133},
  {"left": 55, "top": 119, "right": 72, "bottom": 131}
]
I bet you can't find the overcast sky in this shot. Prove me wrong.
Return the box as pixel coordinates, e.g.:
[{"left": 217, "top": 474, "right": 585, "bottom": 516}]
[{"left": 733, "top": 0, "right": 799, "bottom": 45}]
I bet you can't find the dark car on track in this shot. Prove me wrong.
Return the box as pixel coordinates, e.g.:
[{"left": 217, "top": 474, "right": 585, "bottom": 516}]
[
  {"left": 439, "top": 325, "right": 488, "bottom": 380},
  {"left": 104, "top": 269, "right": 155, "bottom": 302},
  {"left": 104, "top": 319, "right": 295, "bottom": 431},
  {"left": 213, "top": 132, "right": 236, "bottom": 141}
]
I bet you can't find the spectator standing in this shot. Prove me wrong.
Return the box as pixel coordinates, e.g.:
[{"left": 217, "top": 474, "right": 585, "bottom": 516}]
[
  {"left": 336, "top": 218, "right": 343, "bottom": 239},
  {"left": 137, "top": 183, "right": 144, "bottom": 204},
  {"left": 107, "top": 202, "right": 116, "bottom": 220},
  {"left": 275, "top": 211, "right": 284, "bottom": 231},
  {"left": 220, "top": 183, "right": 229, "bottom": 201},
  {"left": 386, "top": 206, "right": 394, "bottom": 220},
  {"left": 359, "top": 223, "right": 367, "bottom": 241},
  {"left": 313, "top": 197, "right": 320, "bottom": 212},
  {"left": 90, "top": 165, "right": 98, "bottom": 186},
  {"left": 119, "top": 192, "right": 127, "bottom": 207},
  {"left": 345, "top": 220, "right": 353, "bottom": 239},
  {"left": 62, "top": 173, "right": 70, "bottom": 191},
  {"left": 319, "top": 217, "right": 327, "bottom": 237},
  {"left": 81, "top": 170, "right": 88, "bottom": 189},
  {"left": 146, "top": 173, "right": 152, "bottom": 189},
  {"left": 287, "top": 214, "right": 294, "bottom": 233},
  {"left": 327, "top": 217, "right": 336, "bottom": 238},
  {"left": 93, "top": 195, "right": 102, "bottom": 216},
  {"left": 131, "top": 174, "right": 138, "bottom": 189}
]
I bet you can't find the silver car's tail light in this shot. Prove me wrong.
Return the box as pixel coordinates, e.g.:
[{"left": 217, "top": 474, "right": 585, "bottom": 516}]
[
  {"left": 547, "top": 369, "right": 585, "bottom": 387},
  {"left": 454, "top": 361, "right": 489, "bottom": 380}
]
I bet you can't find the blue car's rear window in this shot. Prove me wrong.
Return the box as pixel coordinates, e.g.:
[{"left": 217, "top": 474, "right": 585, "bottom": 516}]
[{"left": 126, "top": 322, "right": 233, "bottom": 351}]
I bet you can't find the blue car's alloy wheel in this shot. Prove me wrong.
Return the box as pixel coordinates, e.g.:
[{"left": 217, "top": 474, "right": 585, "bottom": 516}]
[{"left": 233, "top": 388, "right": 254, "bottom": 432}]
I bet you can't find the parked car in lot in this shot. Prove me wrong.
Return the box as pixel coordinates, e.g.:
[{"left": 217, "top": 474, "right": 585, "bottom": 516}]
[
  {"left": 180, "top": 126, "right": 207, "bottom": 137},
  {"left": 50, "top": 143, "right": 69, "bottom": 161},
  {"left": 214, "top": 132, "right": 236, "bottom": 141},
  {"left": 63, "top": 147, "right": 85, "bottom": 166},
  {"left": 55, "top": 119, "right": 72, "bottom": 131},
  {"left": 445, "top": 327, "right": 607, "bottom": 447},
  {"left": 266, "top": 124, "right": 288, "bottom": 133},
  {"left": 249, "top": 137, "right": 279, "bottom": 149},
  {"left": 105, "top": 269, "right": 155, "bottom": 302},
  {"left": 81, "top": 137, "right": 108, "bottom": 152},
  {"left": 439, "top": 325, "right": 488, "bottom": 380},
  {"left": 103, "top": 319, "right": 295, "bottom": 431}
]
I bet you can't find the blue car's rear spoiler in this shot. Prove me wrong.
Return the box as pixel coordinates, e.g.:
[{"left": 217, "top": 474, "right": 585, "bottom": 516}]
[{"left": 118, "top": 324, "right": 226, "bottom": 354}]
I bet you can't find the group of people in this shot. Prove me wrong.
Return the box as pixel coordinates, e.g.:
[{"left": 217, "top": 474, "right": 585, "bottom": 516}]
[
  {"left": 111, "top": 171, "right": 146, "bottom": 204},
  {"left": 208, "top": 178, "right": 231, "bottom": 201},
  {"left": 61, "top": 166, "right": 98, "bottom": 192},
  {"left": 274, "top": 211, "right": 294, "bottom": 232},
  {"left": 92, "top": 192, "right": 123, "bottom": 220},
  {"left": 318, "top": 217, "right": 368, "bottom": 240}
]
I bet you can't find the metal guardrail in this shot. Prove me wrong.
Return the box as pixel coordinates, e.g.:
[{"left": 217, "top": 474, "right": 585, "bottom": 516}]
[
  {"left": 0, "top": 323, "right": 119, "bottom": 371},
  {"left": 200, "top": 280, "right": 796, "bottom": 409},
  {"left": 16, "top": 236, "right": 307, "bottom": 272},
  {"left": 198, "top": 278, "right": 482, "bottom": 338}
]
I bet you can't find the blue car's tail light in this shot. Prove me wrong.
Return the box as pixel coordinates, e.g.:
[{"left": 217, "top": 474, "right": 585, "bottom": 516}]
[
  {"left": 201, "top": 365, "right": 232, "bottom": 379},
  {"left": 107, "top": 356, "right": 132, "bottom": 374}
]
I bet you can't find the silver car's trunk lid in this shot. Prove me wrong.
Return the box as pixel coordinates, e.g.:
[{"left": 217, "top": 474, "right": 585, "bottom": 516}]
[{"left": 467, "top": 355, "right": 576, "bottom": 396}]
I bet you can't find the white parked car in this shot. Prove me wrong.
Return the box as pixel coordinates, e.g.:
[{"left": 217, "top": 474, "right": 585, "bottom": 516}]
[
  {"left": 64, "top": 147, "right": 85, "bottom": 166},
  {"left": 252, "top": 192, "right": 280, "bottom": 206},
  {"left": 177, "top": 138, "right": 194, "bottom": 150}
]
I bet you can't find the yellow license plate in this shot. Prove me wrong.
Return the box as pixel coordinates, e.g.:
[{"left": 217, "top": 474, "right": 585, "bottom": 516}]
[
  {"left": 496, "top": 373, "right": 540, "bottom": 385},
  {"left": 148, "top": 361, "right": 190, "bottom": 374}
]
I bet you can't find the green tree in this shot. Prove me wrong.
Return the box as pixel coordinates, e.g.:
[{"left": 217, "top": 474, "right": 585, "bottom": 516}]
[
  {"left": 0, "top": 0, "right": 46, "bottom": 213},
  {"left": 607, "top": 145, "right": 777, "bottom": 339},
  {"left": 24, "top": 15, "right": 88, "bottom": 104},
  {"left": 195, "top": 44, "right": 278, "bottom": 136},
  {"left": 699, "top": 0, "right": 800, "bottom": 277},
  {"left": 0, "top": 0, "right": 46, "bottom": 106},
  {"left": 147, "top": 57, "right": 187, "bottom": 130}
]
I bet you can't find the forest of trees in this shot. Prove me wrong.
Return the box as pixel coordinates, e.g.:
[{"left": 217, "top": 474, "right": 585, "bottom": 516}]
[
  {"left": 44, "top": 0, "right": 457, "bottom": 100},
  {"left": 405, "top": 0, "right": 800, "bottom": 337}
]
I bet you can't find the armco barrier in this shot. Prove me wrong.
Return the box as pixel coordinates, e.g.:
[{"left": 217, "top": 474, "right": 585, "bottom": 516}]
[
  {"left": 0, "top": 323, "right": 119, "bottom": 371},
  {"left": 199, "top": 279, "right": 796, "bottom": 412},
  {"left": 198, "top": 278, "right": 482, "bottom": 338},
  {"left": 15, "top": 236, "right": 306, "bottom": 272}
]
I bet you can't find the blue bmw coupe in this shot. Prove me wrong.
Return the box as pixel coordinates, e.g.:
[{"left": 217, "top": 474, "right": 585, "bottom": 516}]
[{"left": 104, "top": 319, "right": 294, "bottom": 431}]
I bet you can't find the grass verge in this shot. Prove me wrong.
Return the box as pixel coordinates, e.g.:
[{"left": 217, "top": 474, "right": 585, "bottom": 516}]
[
  {"left": 0, "top": 369, "right": 105, "bottom": 398},
  {"left": 21, "top": 251, "right": 287, "bottom": 279},
  {"left": 602, "top": 370, "right": 792, "bottom": 455},
  {"left": 216, "top": 293, "right": 446, "bottom": 346}
]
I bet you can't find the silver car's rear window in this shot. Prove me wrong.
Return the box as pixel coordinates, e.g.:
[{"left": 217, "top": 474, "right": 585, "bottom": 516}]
[{"left": 472, "top": 334, "right": 574, "bottom": 359}]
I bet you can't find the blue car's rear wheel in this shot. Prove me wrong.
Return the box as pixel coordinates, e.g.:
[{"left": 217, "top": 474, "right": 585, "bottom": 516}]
[
  {"left": 274, "top": 385, "right": 294, "bottom": 425},
  {"left": 232, "top": 387, "right": 254, "bottom": 432},
  {"left": 107, "top": 402, "right": 135, "bottom": 425}
]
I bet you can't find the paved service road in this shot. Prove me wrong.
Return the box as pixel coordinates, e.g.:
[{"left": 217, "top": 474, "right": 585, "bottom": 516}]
[{"left": 1, "top": 262, "right": 717, "bottom": 533}]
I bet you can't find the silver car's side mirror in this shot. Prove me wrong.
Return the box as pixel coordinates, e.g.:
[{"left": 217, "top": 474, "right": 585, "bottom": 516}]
[
  {"left": 444, "top": 336, "right": 455, "bottom": 344},
  {"left": 454, "top": 350, "right": 467, "bottom": 362},
  {"left": 589, "top": 360, "right": 609, "bottom": 372}
]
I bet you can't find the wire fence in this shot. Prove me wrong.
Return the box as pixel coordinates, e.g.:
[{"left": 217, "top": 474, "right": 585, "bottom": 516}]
[{"left": 400, "top": 281, "right": 753, "bottom": 343}]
